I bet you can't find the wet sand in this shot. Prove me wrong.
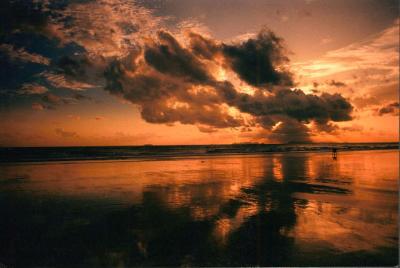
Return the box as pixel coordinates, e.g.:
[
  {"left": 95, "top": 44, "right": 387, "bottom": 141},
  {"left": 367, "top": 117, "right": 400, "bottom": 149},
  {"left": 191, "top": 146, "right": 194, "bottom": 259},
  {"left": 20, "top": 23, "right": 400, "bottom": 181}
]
[{"left": 0, "top": 150, "right": 398, "bottom": 266}]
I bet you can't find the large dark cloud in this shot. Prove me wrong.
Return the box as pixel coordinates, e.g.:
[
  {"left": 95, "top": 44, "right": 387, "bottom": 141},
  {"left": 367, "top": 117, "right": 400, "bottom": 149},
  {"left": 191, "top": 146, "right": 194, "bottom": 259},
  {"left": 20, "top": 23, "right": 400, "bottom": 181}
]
[
  {"left": 104, "top": 55, "right": 244, "bottom": 129},
  {"left": 144, "top": 31, "right": 213, "bottom": 83},
  {"left": 100, "top": 28, "right": 353, "bottom": 142},
  {"left": 189, "top": 30, "right": 294, "bottom": 87},
  {"left": 189, "top": 32, "right": 220, "bottom": 60},
  {"left": 222, "top": 86, "right": 352, "bottom": 142},
  {"left": 1, "top": 0, "right": 354, "bottom": 143},
  {"left": 222, "top": 30, "right": 293, "bottom": 87},
  {"left": 227, "top": 88, "right": 352, "bottom": 123}
]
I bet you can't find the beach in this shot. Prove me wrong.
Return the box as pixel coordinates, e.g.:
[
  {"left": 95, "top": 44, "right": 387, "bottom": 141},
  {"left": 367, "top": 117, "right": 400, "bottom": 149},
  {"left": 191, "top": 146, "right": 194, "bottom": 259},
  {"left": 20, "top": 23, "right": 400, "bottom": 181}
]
[
  {"left": 2, "top": 0, "right": 398, "bottom": 266},
  {"left": 0, "top": 149, "right": 398, "bottom": 266}
]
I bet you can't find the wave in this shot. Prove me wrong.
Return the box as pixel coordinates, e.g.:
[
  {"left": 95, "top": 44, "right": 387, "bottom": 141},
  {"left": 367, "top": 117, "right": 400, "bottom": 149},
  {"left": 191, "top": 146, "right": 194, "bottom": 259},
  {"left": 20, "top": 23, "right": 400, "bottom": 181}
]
[{"left": 0, "top": 142, "right": 397, "bottom": 163}]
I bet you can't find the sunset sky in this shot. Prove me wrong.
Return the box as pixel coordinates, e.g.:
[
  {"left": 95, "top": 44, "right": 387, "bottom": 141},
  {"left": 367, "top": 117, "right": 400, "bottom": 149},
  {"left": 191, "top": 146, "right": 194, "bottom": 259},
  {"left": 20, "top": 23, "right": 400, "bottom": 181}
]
[{"left": 0, "top": 0, "right": 398, "bottom": 146}]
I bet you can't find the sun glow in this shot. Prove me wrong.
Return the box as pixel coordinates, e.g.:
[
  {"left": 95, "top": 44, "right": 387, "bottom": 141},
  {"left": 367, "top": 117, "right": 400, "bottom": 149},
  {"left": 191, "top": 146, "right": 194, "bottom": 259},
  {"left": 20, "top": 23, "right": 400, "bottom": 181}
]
[
  {"left": 216, "top": 67, "right": 227, "bottom": 81},
  {"left": 271, "top": 121, "right": 282, "bottom": 131}
]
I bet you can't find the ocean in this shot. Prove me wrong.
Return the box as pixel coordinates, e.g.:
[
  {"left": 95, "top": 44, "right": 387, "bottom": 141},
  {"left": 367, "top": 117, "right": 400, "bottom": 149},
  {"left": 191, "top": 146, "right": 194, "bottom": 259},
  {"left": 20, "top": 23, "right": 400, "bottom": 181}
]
[{"left": 0, "top": 142, "right": 397, "bottom": 162}]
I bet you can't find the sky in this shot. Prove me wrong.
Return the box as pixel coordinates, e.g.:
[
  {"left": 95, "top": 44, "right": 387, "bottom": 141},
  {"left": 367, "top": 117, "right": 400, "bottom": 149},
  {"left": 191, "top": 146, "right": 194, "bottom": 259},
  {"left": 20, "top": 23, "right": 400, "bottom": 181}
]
[{"left": 0, "top": 0, "right": 398, "bottom": 146}]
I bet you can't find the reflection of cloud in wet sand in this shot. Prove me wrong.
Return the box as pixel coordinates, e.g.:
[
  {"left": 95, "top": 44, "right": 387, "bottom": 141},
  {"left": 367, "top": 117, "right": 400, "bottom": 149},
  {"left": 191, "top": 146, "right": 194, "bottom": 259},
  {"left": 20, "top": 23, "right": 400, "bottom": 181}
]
[{"left": 0, "top": 150, "right": 397, "bottom": 266}]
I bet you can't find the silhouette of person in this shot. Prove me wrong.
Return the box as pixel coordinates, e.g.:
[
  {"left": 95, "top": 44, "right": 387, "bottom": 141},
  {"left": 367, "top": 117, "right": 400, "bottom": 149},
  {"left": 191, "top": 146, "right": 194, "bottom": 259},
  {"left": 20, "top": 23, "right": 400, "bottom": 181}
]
[{"left": 332, "top": 147, "right": 337, "bottom": 159}]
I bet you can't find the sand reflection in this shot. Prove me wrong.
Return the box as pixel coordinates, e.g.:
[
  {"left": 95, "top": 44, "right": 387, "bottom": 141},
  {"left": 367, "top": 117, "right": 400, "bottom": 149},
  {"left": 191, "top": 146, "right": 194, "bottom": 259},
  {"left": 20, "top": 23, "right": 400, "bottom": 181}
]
[{"left": 0, "top": 150, "right": 397, "bottom": 266}]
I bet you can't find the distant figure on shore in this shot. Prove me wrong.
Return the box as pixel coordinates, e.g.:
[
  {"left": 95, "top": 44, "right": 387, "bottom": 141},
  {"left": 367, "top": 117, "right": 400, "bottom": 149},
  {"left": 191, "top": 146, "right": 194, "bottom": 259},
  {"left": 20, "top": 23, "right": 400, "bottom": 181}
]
[{"left": 332, "top": 147, "right": 338, "bottom": 159}]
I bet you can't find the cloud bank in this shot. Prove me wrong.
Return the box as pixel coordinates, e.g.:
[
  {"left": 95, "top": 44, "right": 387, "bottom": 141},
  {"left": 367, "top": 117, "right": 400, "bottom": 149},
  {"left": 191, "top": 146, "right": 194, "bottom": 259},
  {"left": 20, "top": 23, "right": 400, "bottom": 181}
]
[{"left": 0, "top": 0, "right": 355, "bottom": 143}]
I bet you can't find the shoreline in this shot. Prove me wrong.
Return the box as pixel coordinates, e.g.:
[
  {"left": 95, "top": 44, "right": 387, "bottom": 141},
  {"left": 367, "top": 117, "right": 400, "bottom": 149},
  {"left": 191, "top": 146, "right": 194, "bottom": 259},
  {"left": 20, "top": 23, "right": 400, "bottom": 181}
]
[{"left": 0, "top": 144, "right": 397, "bottom": 164}]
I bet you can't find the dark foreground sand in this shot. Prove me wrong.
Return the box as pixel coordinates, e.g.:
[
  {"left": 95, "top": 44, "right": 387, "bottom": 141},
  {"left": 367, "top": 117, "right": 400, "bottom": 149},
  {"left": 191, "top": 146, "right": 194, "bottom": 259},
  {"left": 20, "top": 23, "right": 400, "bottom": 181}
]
[{"left": 0, "top": 150, "right": 398, "bottom": 266}]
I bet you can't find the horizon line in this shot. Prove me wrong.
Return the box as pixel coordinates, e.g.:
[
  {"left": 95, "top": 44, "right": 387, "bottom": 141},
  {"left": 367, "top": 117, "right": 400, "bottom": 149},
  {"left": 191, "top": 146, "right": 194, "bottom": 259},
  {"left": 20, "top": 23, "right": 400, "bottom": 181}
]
[{"left": 0, "top": 141, "right": 398, "bottom": 149}]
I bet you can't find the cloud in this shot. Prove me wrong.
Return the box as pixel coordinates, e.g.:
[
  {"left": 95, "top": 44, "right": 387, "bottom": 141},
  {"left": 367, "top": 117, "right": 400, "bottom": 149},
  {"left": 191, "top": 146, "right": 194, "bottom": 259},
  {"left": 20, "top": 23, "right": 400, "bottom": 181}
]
[
  {"left": 19, "top": 83, "right": 48, "bottom": 95},
  {"left": 269, "top": 118, "right": 311, "bottom": 143},
  {"left": 62, "top": 3, "right": 351, "bottom": 143},
  {"left": 1, "top": 0, "right": 355, "bottom": 143},
  {"left": 0, "top": 0, "right": 50, "bottom": 37},
  {"left": 42, "top": 93, "right": 62, "bottom": 105},
  {"left": 31, "top": 101, "right": 54, "bottom": 110},
  {"left": 351, "top": 95, "right": 380, "bottom": 109},
  {"left": 314, "top": 122, "right": 339, "bottom": 134},
  {"left": 293, "top": 19, "right": 398, "bottom": 140},
  {"left": 100, "top": 26, "right": 353, "bottom": 141},
  {"left": 189, "top": 32, "right": 220, "bottom": 60},
  {"left": 0, "top": 0, "right": 145, "bottom": 94},
  {"left": 221, "top": 30, "right": 293, "bottom": 87},
  {"left": 0, "top": 1, "right": 102, "bottom": 96},
  {"left": 56, "top": 55, "right": 90, "bottom": 78},
  {"left": 0, "top": 44, "right": 50, "bottom": 65},
  {"left": 55, "top": 128, "right": 78, "bottom": 138},
  {"left": 72, "top": 93, "right": 92, "bottom": 101},
  {"left": 328, "top": 80, "right": 346, "bottom": 87},
  {"left": 197, "top": 125, "right": 218, "bottom": 133},
  {"left": 36, "top": 91, "right": 91, "bottom": 109},
  {"left": 176, "top": 19, "right": 211, "bottom": 37},
  {"left": 378, "top": 102, "right": 399, "bottom": 116},
  {"left": 294, "top": 19, "right": 399, "bottom": 101},
  {"left": 31, "top": 102, "right": 45, "bottom": 111},
  {"left": 226, "top": 88, "right": 352, "bottom": 124},
  {"left": 144, "top": 31, "right": 213, "bottom": 83},
  {"left": 54, "top": 0, "right": 163, "bottom": 58},
  {"left": 41, "top": 72, "right": 96, "bottom": 91},
  {"left": 188, "top": 30, "right": 294, "bottom": 87}
]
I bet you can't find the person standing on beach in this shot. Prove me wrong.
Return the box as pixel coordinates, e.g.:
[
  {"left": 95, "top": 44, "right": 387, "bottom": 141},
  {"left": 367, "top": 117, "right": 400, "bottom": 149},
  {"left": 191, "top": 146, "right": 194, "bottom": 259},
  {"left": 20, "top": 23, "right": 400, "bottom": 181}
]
[{"left": 332, "top": 147, "right": 338, "bottom": 159}]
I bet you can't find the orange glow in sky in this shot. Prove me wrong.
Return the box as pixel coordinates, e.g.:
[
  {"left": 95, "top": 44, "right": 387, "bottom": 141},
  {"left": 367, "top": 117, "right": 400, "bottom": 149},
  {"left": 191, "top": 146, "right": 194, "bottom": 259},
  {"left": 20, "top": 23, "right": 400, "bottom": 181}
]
[{"left": 0, "top": 0, "right": 398, "bottom": 146}]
